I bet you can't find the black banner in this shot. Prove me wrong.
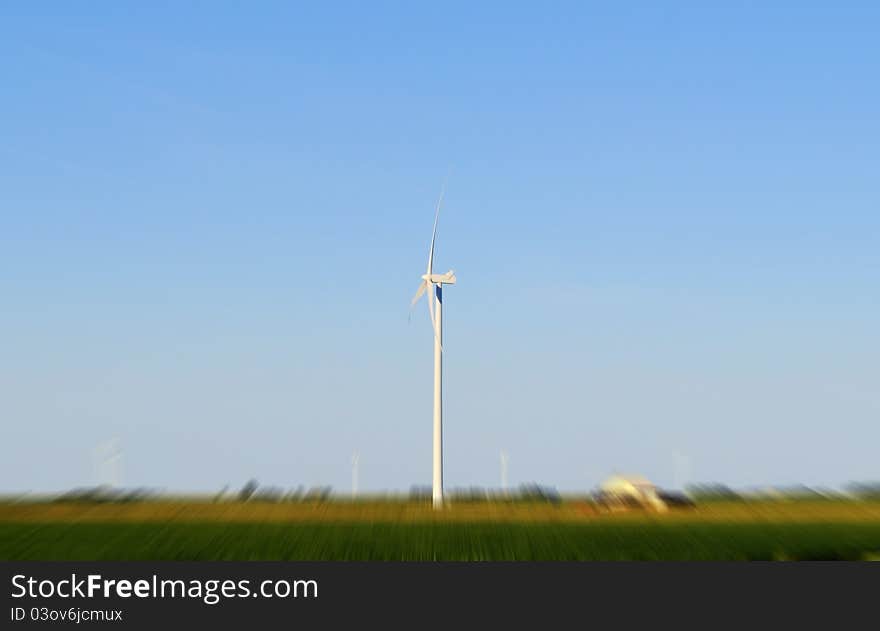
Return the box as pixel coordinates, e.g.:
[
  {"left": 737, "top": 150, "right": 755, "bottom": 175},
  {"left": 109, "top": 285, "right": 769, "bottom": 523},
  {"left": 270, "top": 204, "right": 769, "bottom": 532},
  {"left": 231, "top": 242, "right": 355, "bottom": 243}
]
[{"left": 2, "top": 561, "right": 877, "bottom": 627}]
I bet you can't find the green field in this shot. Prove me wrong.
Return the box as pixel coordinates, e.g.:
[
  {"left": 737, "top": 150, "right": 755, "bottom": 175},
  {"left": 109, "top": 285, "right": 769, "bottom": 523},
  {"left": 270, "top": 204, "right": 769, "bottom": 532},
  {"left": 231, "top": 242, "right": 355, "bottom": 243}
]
[
  {"left": 5, "top": 521, "right": 880, "bottom": 560},
  {"left": 4, "top": 500, "right": 880, "bottom": 560}
]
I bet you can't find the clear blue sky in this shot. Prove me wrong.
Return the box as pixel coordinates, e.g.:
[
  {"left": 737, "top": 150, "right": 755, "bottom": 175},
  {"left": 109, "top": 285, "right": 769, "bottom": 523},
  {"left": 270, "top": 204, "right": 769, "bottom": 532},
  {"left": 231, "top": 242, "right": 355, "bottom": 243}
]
[{"left": 2, "top": 2, "right": 878, "bottom": 494}]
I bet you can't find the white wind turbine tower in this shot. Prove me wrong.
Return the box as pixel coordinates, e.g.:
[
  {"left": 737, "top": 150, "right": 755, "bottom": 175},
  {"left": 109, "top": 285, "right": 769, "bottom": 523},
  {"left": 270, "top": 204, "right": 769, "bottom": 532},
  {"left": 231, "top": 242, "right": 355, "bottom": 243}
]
[
  {"left": 500, "top": 450, "right": 509, "bottom": 496},
  {"left": 411, "top": 189, "right": 456, "bottom": 509}
]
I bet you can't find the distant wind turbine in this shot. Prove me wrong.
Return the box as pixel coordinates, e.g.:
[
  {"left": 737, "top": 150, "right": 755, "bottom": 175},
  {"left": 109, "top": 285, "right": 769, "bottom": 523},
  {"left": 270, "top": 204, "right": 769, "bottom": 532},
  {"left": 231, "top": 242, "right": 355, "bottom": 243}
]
[
  {"left": 411, "top": 188, "right": 456, "bottom": 509},
  {"left": 93, "top": 438, "right": 123, "bottom": 488},
  {"left": 500, "top": 450, "right": 509, "bottom": 495}
]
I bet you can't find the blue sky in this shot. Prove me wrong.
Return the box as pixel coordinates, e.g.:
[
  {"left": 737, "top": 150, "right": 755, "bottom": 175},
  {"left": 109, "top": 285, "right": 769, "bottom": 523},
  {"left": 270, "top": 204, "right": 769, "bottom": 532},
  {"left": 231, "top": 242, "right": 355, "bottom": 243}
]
[{"left": 1, "top": 2, "right": 878, "bottom": 493}]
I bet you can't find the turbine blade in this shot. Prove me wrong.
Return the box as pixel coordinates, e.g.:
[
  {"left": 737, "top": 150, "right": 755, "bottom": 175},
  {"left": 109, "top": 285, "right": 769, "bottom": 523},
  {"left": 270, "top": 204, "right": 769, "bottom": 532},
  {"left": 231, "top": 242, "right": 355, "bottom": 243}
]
[
  {"left": 409, "top": 280, "right": 428, "bottom": 323},
  {"left": 410, "top": 281, "right": 427, "bottom": 308},
  {"left": 427, "top": 185, "right": 444, "bottom": 276},
  {"left": 427, "top": 283, "right": 436, "bottom": 335},
  {"left": 411, "top": 281, "right": 442, "bottom": 351}
]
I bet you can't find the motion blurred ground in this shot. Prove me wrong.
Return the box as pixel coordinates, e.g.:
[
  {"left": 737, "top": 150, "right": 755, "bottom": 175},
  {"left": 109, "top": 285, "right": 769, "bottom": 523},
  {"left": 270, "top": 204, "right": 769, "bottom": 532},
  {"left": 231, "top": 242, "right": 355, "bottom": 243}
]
[{"left": 3, "top": 499, "right": 880, "bottom": 560}]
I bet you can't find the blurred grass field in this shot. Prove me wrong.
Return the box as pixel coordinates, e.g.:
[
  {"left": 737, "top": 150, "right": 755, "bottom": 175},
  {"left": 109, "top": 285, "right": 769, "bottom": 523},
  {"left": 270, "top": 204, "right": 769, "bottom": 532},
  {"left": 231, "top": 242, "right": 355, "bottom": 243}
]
[{"left": 4, "top": 500, "right": 880, "bottom": 560}]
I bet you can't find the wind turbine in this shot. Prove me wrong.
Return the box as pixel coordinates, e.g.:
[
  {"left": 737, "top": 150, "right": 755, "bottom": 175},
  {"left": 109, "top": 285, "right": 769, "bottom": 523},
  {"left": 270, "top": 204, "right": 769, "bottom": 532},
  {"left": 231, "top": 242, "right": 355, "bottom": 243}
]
[
  {"left": 411, "top": 189, "right": 456, "bottom": 509},
  {"left": 93, "top": 438, "right": 122, "bottom": 488},
  {"left": 500, "top": 450, "right": 509, "bottom": 496}
]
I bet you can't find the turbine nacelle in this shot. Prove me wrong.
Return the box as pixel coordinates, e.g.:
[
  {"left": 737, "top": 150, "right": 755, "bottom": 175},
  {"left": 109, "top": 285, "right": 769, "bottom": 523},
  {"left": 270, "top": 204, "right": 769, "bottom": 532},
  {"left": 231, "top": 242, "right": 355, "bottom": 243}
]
[{"left": 421, "top": 270, "right": 456, "bottom": 285}]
